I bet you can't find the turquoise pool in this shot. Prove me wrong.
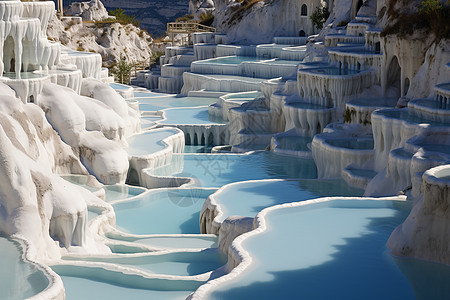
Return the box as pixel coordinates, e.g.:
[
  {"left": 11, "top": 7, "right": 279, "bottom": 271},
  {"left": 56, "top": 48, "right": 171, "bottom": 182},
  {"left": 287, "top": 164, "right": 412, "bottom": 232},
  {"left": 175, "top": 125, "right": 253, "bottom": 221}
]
[
  {"left": 326, "top": 138, "right": 374, "bottom": 150},
  {"left": 196, "top": 56, "right": 264, "bottom": 65},
  {"left": 159, "top": 107, "right": 226, "bottom": 125},
  {"left": 301, "top": 67, "right": 362, "bottom": 76},
  {"left": 134, "top": 91, "right": 171, "bottom": 98},
  {"left": 140, "top": 115, "right": 161, "bottom": 130},
  {"left": 103, "top": 185, "right": 146, "bottom": 202},
  {"left": 113, "top": 189, "right": 217, "bottom": 234},
  {"left": 126, "top": 128, "right": 180, "bottom": 156},
  {"left": 184, "top": 145, "right": 214, "bottom": 153},
  {"left": 0, "top": 237, "right": 49, "bottom": 300},
  {"left": 204, "top": 199, "right": 450, "bottom": 299},
  {"left": 60, "top": 276, "right": 191, "bottom": 300},
  {"left": 212, "top": 179, "right": 363, "bottom": 222},
  {"left": 150, "top": 152, "right": 318, "bottom": 188},
  {"left": 375, "top": 108, "right": 450, "bottom": 126},
  {"left": 286, "top": 101, "right": 333, "bottom": 109},
  {"left": 62, "top": 249, "right": 226, "bottom": 277},
  {"left": 109, "top": 83, "right": 131, "bottom": 90},
  {"left": 106, "top": 234, "right": 218, "bottom": 250},
  {"left": 138, "top": 96, "right": 219, "bottom": 112},
  {"left": 275, "top": 135, "right": 312, "bottom": 151}
]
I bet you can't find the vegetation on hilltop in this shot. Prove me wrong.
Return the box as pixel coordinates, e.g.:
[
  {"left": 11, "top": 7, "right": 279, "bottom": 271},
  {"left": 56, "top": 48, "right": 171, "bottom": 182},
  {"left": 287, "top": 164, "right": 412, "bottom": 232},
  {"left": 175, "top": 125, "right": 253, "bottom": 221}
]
[
  {"left": 382, "top": 0, "right": 450, "bottom": 40},
  {"left": 94, "top": 8, "right": 141, "bottom": 27},
  {"left": 174, "top": 12, "right": 214, "bottom": 27}
]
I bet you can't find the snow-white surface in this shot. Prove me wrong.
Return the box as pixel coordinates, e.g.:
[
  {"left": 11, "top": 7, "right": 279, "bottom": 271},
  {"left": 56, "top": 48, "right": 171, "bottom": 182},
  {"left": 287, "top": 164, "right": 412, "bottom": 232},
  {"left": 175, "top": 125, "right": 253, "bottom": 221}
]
[
  {"left": 312, "top": 133, "right": 375, "bottom": 178},
  {"left": 66, "top": 0, "right": 109, "bottom": 22},
  {"left": 388, "top": 165, "right": 450, "bottom": 265},
  {"left": 39, "top": 83, "right": 129, "bottom": 184},
  {"left": 213, "top": 0, "right": 319, "bottom": 44},
  {"left": 0, "top": 82, "right": 111, "bottom": 265}
]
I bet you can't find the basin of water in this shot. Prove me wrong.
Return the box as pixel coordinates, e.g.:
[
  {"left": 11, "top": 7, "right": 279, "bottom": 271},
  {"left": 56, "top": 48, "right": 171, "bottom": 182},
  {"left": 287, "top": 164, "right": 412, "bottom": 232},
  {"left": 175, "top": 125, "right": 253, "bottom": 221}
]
[
  {"left": 184, "top": 145, "right": 214, "bottom": 153},
  {"left": 59, "top": 275, "right": 192, "bottom": 300},
  {"left": 416, "top": 143, "right": 450, "bottom": 155},
  {"left": 2, "top": 72, "right": 48, "bottom": 79},
  {"left": 222, "top": 91, "right": 263, "bottom": 100},
  {"left": 203, "top": 198, "right": 450, "bottom": 300},
  {"left": 196, "top": 56, "right": 263, "bottom": 65},
  {"left": 109, "top": 83, "right": 131, "bottom": 90},
  {"left": 150, "top": 152, "right": 318, "bottom": 188},
  {"left": 134, "top": 91, "right": 171, "bottom": 98},
  {"left": 285, "top": 101, "right": 333, "bottom": 109},
  {"left": 0, "top": 237, "right": 49, "bottom": 300},
  {"left": 301, "top": 67, "right": 362, "bottom": 76},
  {"left": 62, "top": 249, "right": 226, "bottom": 277},
  {"left": 140, "top": 115, "right": 162, "bottom": 130},
  {"left": 158, "top": 107, "right": 226, "bottom": 125},
  {"left": 103, "top": 185, "right": 146, "bottom": 202},
  {"left": 113, "top": 188, "right": 217, "bottom": 234},
  {"left": 275, "top": 135, "right": 312, "bottom": 151},
  {"left": 212, "top": 179, "right": 363, "bottom": 222},
  {"left": 326, "top": 138, "right": 374, "bottom": 150},
  {"left": 106, "top": 233, "right": 218, "bottom": 250},
  {"left": 138, "top": 96, "right": 218, "bottom": 112},
  {"left": 126, "top": 128, "right": 181, "bottom": 156},
  {"left": 375, "top": 109, "right": 450, "bottom": 126},
  {"left": 61, "top": 174, "right": 102, "bottom": 193}
]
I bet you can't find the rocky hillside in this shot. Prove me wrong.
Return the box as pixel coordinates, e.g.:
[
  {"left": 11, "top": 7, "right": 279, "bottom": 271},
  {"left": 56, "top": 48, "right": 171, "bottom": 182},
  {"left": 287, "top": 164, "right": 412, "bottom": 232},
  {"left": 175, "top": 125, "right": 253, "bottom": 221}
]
[
  {"left": 47, "top": 0, "right": 154, "bottom": 68},
  {"left": 57, "top": 0, "right": 189, "bottom": 37}
]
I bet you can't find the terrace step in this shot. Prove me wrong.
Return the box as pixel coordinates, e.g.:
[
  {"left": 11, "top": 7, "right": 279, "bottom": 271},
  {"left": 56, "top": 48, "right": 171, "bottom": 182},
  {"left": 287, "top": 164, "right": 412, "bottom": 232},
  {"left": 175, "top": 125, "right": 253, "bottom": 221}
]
[{"left": 342, "top": 165, "right": 377, "bottom": 189}]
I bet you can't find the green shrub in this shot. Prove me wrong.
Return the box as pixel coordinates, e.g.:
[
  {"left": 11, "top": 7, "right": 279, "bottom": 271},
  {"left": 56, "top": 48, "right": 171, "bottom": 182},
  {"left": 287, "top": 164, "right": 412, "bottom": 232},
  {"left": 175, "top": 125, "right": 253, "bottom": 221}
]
[
  {"left": 382, "top": 0, "right": 450, "bottom": 40},
  {"left": 150, "top": 51, "right": 164, "bottom": 65},
  {"left": 176, "top": 14, "right": 194, "bottom": 22},
  {"left": 336, "top": 20, "right": 349, "bottom": 27},
  {"left": 310, "top": 6, "right": 330, "bottom": 30},
  {"left": 419, "top": 0, "right": 443, "bottom": 14},
  {"left": 108, "top": 8, "right": 140, "bottom": 27},
  {"left": 110, "top": 56, "right": 133, "bottom": 84},
  {"left": 199, "top": 11, "right": 214, "bottom": 27}
]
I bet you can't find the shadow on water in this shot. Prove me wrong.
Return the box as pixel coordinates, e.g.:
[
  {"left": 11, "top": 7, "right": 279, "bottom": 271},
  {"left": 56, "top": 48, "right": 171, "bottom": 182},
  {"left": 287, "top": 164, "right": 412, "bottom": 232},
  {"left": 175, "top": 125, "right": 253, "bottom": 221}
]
[
  {"left": 178, "top": 211, "right": 201, "bottom": 234},
  {"left": 219, "top": 179, "right": 364, "bottom": 219},
  {"left": 210, "top": 203, "right": 450, "bottom": 300},
  {"left": 185, "top": 249, "right": 227, "bottom": 277}
]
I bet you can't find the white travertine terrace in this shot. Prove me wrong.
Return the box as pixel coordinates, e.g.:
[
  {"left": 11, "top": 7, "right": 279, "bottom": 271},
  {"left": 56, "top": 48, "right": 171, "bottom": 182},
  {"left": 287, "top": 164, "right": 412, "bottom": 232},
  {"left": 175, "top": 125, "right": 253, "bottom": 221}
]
[{"left": 388, "top": 165, "right": 450, "bottom": 265}]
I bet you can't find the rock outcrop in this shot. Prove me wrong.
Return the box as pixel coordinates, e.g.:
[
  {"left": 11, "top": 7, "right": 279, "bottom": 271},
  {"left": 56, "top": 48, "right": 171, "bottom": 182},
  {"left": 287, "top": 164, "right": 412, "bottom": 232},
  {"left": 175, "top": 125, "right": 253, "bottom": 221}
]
[{"left": 47, "top": 0, "right": 153, "bottom": 67}]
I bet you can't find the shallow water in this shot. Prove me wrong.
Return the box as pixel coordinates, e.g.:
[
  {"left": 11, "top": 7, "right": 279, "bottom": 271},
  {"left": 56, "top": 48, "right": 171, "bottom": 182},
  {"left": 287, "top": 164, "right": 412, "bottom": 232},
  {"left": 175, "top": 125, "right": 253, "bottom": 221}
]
[
  {"left": 103, "top": 185, "right": 146, "bottom": 202},
  {"left": 60, "top": 275, "right": 192, "bottom": 300},
  {"left": 0, "top": 238, "right": 49, "bottom": 300},
  {"left": 126, "top": 128, "right": 180, "bottom": 156},
  {"left": 159, "top": 107, "right": 226, "bottom": 125},
  {"left": 213, "top": 179, "right": 363, "bottom": 222},
  {"left": 114, "top": 189, "right": 216, "bottom": 234},
  {"left": 138, "top": 96, "right": 218, "bottom": 112},
  {"left": 275, "top": 135, "right": 312, "bottom": 151},
  {"left": 206, "top": 199, "right": 446, "bottom": 300},
  {"left": 376, "top": 109, "right": 450, "bottom": 126},
  {"left": 150, "top": 152, "right": 318, "bottom": 188},
  {"left": 196, "top": 56, "right": 263, "bottom": 65}
]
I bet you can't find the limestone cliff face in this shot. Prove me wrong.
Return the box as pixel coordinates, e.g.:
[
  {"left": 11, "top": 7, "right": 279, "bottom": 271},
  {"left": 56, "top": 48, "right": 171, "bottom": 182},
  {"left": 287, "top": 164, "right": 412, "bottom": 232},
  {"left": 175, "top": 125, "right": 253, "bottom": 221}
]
[
  {"left": 377, "top": 0, "right": 450, "bottom": 99},
  {"left": 47, "top": 1, "right": 153, "bottom": 68},
  {"left": 212, "top": 0, "right": 322, "bottom": 44},
  {"left": 189, "top": 0, "right": 215, "bottom": 18}
]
